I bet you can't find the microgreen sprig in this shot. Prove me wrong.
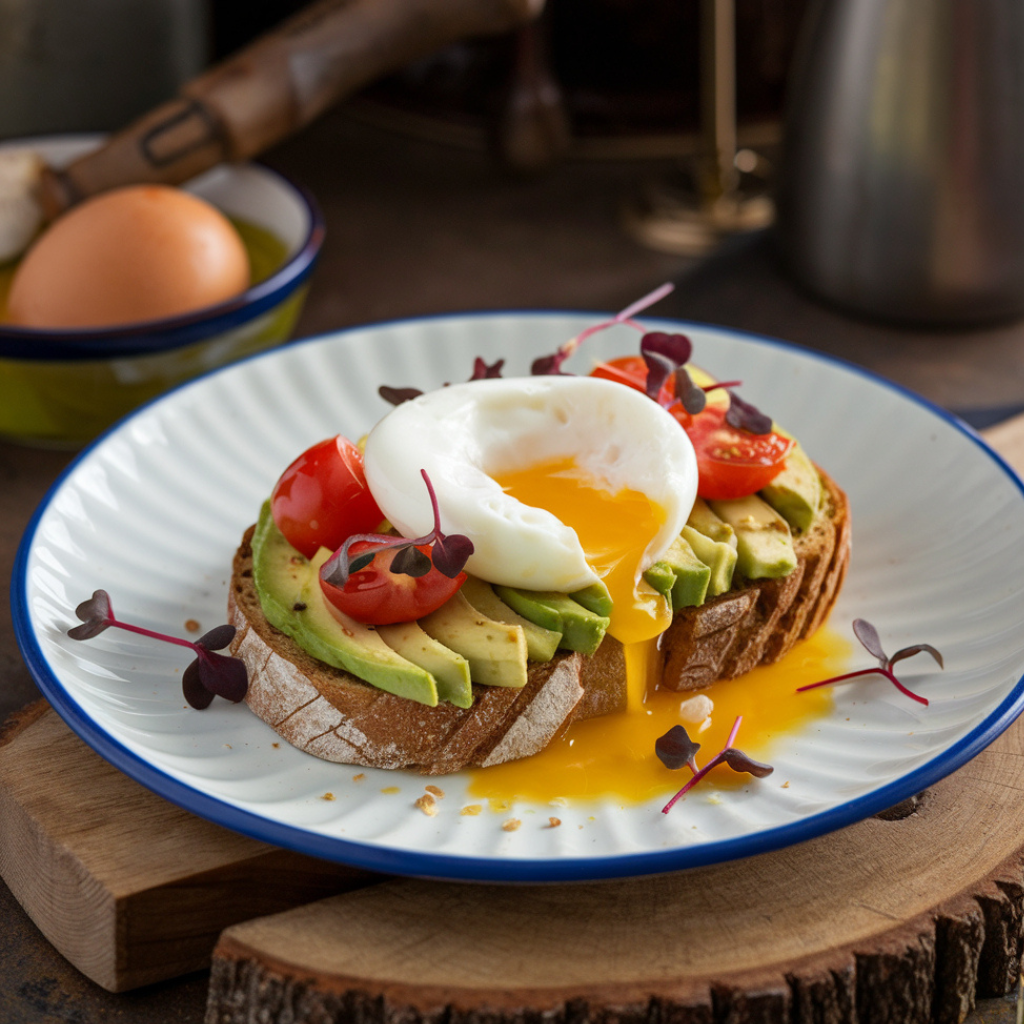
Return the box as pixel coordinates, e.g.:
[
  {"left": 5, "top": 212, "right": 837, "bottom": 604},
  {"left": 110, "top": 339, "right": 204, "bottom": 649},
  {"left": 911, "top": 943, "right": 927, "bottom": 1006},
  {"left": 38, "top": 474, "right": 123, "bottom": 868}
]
[
  {"left": 322, "top": 469, "right": 473, "bottom": 587},
  {"left": 530, "top": 282, "right": 676, "bottom": 376},
  {"left": 797, "top": 619, "right": 943, "bottom": 706},
  {"left": 377, "top": 281, "right": 777, "bottom": 433},
  {"left": 657, "top": 716, "right": 773, "bottom": 814},
  {"left": 67, "top": 590, "right": 247, "bottom": 710}
]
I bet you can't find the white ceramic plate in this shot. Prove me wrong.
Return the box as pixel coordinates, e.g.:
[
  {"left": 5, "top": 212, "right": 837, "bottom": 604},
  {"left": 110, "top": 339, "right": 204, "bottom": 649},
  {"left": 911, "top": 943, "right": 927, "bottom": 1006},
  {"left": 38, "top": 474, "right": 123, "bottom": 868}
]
[{"left": 14, "top": 313, "right": 1024, "bottom": 882}]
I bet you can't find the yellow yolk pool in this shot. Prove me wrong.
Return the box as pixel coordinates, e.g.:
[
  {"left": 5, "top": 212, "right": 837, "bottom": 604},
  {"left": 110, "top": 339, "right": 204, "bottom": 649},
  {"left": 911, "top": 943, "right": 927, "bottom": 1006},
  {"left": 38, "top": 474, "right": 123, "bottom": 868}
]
[
  {"left": 469, "top": 455, "right": 849, "bottom": 809},
  {"left": 466, "top": 626, "right": 850, "bottom": 808}
]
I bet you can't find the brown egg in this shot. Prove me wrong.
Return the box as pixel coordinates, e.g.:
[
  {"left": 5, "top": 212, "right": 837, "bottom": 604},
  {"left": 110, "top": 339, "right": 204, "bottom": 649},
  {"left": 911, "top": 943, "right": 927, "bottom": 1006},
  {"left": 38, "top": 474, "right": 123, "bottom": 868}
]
[{"left": 7, "top": 185, "right": 250, "bottom": 329}]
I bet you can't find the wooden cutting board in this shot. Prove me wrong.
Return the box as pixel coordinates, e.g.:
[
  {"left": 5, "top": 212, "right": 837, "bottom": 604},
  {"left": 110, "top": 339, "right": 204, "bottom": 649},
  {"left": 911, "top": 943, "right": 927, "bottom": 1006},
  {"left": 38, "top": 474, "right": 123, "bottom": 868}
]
[{"left": 3, "top": 414, "right": 1024, "bottom": 1021}]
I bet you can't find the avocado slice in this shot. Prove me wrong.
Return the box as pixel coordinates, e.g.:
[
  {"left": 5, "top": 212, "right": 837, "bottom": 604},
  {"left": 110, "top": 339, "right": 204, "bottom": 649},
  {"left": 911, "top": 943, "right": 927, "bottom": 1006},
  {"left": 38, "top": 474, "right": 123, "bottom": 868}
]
[
  {"left": 459, "top": 576, "right": 561, "bottom": 662},
  {"left": 493, "top": 586, "right": 610, "bottom": 655},
  {"left": 681, "top": 525, "right": 737, "bottom": 596},
  {"left": 759, "top": 442, "right": 822, "bottom": 533},
  {"left": 645, "top": 535, "right": 712, "bottom": 609},
  {"left": 251, "top": 503, "right": 440, "bottom": 706},
  {"left": 707, "top": 494, "right": 798, "bottom": 579},
  {"left": 375, "top": 620, "right": 473, "bottom": 708},
  {"left": 642, "top": 561, "right": 676, "bottom": 599},
  {"left": 570, "top": 580, "right": 614, "bottom": 618},
  {"left": 686, "top": 498, "right": 738, "bottom": 548},
  {"left": 418, "top": 591, "right": 529, "bottom": 688}
]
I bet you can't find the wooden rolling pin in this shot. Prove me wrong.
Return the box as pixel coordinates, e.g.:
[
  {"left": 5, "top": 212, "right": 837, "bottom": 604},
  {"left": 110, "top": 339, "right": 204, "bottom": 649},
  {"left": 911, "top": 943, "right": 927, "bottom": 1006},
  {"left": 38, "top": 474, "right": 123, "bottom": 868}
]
[{"left": 0, "top": 0, "right": 542, "bottom": 257}]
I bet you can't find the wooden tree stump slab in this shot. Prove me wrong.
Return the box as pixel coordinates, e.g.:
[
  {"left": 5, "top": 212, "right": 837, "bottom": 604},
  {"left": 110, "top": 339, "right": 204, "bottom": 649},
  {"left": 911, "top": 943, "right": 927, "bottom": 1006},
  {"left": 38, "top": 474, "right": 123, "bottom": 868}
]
[
  {"left": 0, "top": 702, "right": 379, "bottom": 992},
  {"left": 207, "top": 709, "right": 1024, "bottom": 1024}
]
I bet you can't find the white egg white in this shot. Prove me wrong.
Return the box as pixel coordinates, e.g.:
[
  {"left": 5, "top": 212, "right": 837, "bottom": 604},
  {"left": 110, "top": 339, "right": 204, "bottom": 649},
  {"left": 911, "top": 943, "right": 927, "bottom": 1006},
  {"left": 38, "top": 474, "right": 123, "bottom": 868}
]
[{"left": 363, "top": 376, "right": 698, "bottom": 592}]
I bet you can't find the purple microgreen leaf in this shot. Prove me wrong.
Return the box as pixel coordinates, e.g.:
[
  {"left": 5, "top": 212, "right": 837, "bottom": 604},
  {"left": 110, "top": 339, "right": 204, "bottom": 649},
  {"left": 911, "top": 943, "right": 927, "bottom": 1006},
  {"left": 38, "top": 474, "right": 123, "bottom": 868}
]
[
  {"left": 530, "top": 352, "right": 571, "bottom": 376},
  {"left": 430, "top": 533, "right": 474, "bottom": 578},
  {"left": 662, "top": 716, "right": 752, "bottom": 814},
  {"left": 196, "top": 624, "right": 236, "bottom": 652},
  {"left": 322, "top": 532, "right": 404, "bottom": 586},
  {"left": 722, "top": 748, "right": 774, "bottom": 778},
  {"left": 725, "top": 391, "right": 773, "bottom": 435},
  {"left": 655, "top": 725, "right": 701, "bottom": 770},
  {"left": 196, "top": 650, "right": 249, "bottom": 703},
  {"left": 640, "top": 330, "right": 692, "bottom": 367},
  {"left": 347, "top": 550, "right": 376, "bottom": 574},
  {"left": 379, "top": 385, "right": 423, "bottom": 407},
  {"left": 852, "top": 618, "right": 888, "bottom": 665},
  {"left": 68, "top": 589, "right": 114, "bottom": 639},
  {"left": 675, "top": 368, "right": 707, "bottom": 415},
  {"left": 798, "top": 621, "right": 939, "bottom": 706},
  {"left": 67, "top": 618, "right": 111, "bottom": 641},
  {"left": 641, "top": 349, "right": 676, "bottom": 401},
  {"left": 469, "top": 357, "right": 504, "bottom": 380},
  {"left": 888, "top": 643, "right": 944, "bottom": 671},
  {"left": 390, "top": 544, "right": 432, "bottom": 578},
  {"left": 182, "top": 660, "right": 216, "bottom": 710},
  {"left": 69, "top": 590, "right": 247, "bottom": 709}
]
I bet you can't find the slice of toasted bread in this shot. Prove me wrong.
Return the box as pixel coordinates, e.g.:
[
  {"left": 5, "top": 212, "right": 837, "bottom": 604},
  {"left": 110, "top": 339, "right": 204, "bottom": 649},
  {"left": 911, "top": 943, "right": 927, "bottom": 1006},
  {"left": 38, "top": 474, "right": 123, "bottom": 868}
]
[
  {"left": 228, "top": 467, "right": 849, "bottom": 773},
  {"left": 228, "top": 531, "right": 625, "bottom": 774},
  {"left": 660, "top": 467, "right": 850, "bottom": 691}
]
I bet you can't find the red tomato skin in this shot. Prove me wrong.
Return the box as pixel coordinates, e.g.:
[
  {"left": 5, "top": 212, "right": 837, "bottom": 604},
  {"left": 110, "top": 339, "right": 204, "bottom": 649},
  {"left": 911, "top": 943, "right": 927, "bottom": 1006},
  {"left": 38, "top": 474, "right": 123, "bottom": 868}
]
[
  {"left": 320, "top": 543, "right": 466, "bottom": 625},
  {"left": 590, "top": 357, "right": 692, "bottom": 425},
  {"left": 688, "top": 408, "right": 794, "bottom": 500},
  {"left": 270, "top": 436, "right": 384, "bottom": 559},
  {"left": 590, "top": 358, "right": 794, "bottom": 499}
]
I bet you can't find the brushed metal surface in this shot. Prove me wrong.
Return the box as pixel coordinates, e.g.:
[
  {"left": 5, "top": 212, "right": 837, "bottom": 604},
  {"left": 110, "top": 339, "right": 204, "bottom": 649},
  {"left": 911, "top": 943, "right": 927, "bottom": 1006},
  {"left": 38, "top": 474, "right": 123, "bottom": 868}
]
[{"left": 776, "top": 0, "right": 1024, "bottom": 325}]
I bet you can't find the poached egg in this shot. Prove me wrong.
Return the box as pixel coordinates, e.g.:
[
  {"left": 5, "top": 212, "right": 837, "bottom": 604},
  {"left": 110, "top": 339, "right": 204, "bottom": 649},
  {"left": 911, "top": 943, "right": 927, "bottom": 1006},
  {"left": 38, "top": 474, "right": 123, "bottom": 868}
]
[{"left": 363, "top": 376, "right": 698, "bottom": 647}]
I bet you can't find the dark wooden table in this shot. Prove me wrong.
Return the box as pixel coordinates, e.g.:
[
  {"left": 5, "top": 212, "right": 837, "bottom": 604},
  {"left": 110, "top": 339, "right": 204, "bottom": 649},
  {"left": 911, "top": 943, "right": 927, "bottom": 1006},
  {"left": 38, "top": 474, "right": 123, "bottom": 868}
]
[{"left": 3, "top": 108, "right": 1024, "bottom": 1023}]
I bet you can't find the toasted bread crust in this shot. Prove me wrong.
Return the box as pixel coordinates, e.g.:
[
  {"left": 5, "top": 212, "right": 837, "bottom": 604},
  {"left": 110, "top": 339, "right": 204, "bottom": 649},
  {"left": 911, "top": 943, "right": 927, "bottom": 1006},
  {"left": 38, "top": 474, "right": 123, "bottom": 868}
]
[
  {"left": 229, "top": 467, "right": 849, "bottom": 773},
  {"left": 660, "top": 468, "right": 850, "bottom": 691}
]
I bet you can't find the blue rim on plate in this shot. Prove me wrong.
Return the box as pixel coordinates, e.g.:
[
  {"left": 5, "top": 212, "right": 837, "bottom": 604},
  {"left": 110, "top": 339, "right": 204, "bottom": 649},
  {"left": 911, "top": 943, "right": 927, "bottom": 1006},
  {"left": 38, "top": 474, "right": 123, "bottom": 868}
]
[{"left": 12, "top": 312, "right": 1024, "bottom": 883}]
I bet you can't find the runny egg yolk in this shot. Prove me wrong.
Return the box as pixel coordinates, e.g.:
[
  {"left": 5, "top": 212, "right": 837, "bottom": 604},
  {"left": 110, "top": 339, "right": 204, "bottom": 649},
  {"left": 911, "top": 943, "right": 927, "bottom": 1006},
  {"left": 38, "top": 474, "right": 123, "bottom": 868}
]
[{"left": 493, "top": 456, "right": 670, "bottom": 712}]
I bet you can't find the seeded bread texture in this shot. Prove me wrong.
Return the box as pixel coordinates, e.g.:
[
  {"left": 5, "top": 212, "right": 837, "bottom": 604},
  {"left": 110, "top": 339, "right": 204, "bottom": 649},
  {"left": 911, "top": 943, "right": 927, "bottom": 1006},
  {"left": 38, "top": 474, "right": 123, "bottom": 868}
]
[{"left": 228, "top": 466, "right": 849, "bottom": 773}]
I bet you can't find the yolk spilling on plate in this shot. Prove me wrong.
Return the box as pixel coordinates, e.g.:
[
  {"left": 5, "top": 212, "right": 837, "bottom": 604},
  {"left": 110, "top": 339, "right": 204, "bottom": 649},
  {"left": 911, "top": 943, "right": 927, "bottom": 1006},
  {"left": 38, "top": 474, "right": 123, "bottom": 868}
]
[
  {"left": 477, "top": 457, "right": 849, "bottom": 806},
  {"left": 495, "top": 456, "right": 673, "bottom": 716},
  {"left": 467, "top": 627, "right": 850, "bottom": 808}
]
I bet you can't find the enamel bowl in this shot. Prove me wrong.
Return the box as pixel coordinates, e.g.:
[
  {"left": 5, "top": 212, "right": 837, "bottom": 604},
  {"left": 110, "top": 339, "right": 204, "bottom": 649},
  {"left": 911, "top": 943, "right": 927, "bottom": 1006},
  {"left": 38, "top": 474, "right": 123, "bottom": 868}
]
[{"left": 0, "top": 135, "right": 324, "bottom": 448}]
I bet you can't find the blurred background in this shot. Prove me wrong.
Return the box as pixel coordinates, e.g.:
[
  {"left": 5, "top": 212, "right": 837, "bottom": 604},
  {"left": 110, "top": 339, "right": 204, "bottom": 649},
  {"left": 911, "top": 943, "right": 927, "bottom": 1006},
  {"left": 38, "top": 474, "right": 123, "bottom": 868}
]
[
  {"left": 6, "top": 0, "right": 1024, "bottom": 423},
  {"left": 3, "top": 3, "right": 1024, "bottom": 1022}
]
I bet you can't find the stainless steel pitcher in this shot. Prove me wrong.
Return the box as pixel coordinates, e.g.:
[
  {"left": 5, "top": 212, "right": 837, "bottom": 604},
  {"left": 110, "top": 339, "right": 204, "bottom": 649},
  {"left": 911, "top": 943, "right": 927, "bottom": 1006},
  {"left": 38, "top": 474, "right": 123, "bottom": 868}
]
[{"left": 775, "top": 0, "right": 1024, "bottom": 325}]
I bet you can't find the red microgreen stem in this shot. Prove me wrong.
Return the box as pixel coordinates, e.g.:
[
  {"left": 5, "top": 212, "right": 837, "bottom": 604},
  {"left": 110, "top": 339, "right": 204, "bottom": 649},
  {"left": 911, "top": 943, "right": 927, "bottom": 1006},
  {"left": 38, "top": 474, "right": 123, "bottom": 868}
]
[
  {"left": 102, "top": 618, "right": 197, "bottom": 652},
  {"left": 67, "top": 590, "right": 247, "bottom": 709},
  {"left": 324, "top": 469, "right": 472, "bottom": 585},
  {"left": 797, "top": 668, "right": 929, "bottom": 706},
  {"left": 555, "top": 283, "right": 675, "bottom": 365},
  {"left": 797, "top": 620, "right": 939, "bottom": 707},
  {"left": 661, "top": 715, "right": 743, "bottom": 815}
]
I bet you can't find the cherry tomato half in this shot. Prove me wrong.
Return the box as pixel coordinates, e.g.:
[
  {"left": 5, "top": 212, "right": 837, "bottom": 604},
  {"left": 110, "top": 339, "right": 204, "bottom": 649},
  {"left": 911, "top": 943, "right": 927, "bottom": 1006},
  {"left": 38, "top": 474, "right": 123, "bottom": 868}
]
[
  {"left": 270, "top": 436, "right": 384, "bottom": 559},
  {"left": 591, "top": 356, "right": 691, "bottom": 427},
  {"left": 590, "top": 357, "right": 794, "bottom": 500},
  {"left": 687, "top": 406, "right": 794, "bottom": 500},
  {"left": 320, "top": 542, "right": 466, "bottom": 624}
]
